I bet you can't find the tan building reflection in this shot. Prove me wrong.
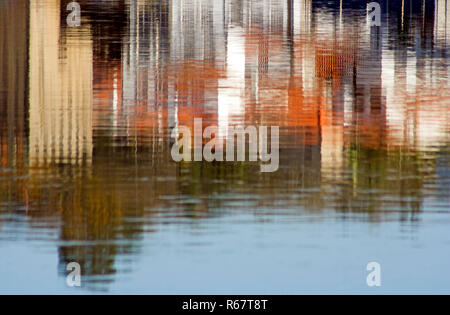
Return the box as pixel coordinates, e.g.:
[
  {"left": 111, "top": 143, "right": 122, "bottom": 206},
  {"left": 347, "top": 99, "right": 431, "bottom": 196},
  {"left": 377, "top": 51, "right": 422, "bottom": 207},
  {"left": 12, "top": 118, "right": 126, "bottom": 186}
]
[{"left": 29, "top": 0, "right": 93, "bottom": 165}]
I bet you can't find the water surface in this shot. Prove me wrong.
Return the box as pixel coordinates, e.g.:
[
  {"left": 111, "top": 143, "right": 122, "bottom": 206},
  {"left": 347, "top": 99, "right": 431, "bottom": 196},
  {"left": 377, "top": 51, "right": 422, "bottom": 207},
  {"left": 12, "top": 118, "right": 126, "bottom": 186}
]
[{"left": 0, "top": 0, "right": 449, "bottom": 294}]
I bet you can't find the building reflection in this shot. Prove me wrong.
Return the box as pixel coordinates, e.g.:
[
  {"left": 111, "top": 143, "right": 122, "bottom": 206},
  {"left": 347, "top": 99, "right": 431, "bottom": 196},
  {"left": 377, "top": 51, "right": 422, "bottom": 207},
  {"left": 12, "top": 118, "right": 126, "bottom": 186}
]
[
  {"left": 0, "top": 0, "right": 28, "bottom": 168},
  {"left": 0, "top": 0, "right": 449, "bottom": 289},
  {"left": 97, "top": 0, "right": 449, "bottom": 216},
  {"left": 29, "top": 0, "right": 93, "bottom": 166}
]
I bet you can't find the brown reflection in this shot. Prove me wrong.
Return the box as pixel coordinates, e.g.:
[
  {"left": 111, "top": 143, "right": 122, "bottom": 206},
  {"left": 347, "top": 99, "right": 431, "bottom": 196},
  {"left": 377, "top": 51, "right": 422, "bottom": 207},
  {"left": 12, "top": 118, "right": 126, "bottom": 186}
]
[
  {"left": 0, "top": 0, "right": 28, "bottom": 168},
  {"left": 0, "top": 0, "right": 29, "bottom": 223}
]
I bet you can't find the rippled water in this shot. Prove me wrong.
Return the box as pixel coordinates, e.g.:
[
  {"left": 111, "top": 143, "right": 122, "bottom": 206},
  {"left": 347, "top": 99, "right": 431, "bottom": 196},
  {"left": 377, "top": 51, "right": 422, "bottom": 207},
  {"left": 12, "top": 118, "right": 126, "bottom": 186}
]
[{"left": 0, "top": 0, "right": 449, "bottom": 294}]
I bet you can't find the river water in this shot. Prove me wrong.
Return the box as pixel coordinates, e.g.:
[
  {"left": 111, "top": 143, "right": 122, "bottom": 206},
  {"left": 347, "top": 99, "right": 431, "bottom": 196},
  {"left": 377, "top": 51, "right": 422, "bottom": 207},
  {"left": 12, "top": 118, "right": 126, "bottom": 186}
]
[{"left": 0, "top": 0, "right": 449, "bottom": 293}]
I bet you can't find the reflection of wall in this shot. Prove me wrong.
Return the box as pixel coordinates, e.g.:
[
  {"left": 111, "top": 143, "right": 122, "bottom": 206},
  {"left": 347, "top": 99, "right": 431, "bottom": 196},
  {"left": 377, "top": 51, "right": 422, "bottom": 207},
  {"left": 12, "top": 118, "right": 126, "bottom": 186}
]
[
  {"left": 29, "top": 0, "right": 93, "bottom": 165},
  {"left": 321, "top": 126, "right": 344, "bottom": 182},
  {"left": 292, "top": 0, "right": 312, "bottom": 35},
  {"left": 435, "top": 0, "right": 449, "bottom": 47},
  {"left": 382, "top": 0, "right": 450, "bottom": 151},
  {"left": 218, "top": 25, "right": 246, "bottom": 138},
  {"left": 0, "top": 0, "right": 28, "bottom": 166}
]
